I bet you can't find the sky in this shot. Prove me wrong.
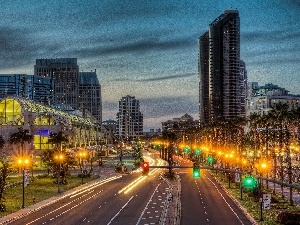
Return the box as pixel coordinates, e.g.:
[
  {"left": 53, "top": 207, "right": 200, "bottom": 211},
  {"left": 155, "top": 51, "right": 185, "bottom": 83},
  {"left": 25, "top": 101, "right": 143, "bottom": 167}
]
[{"left": 0, "top": 0, "right": 299, "bottom": 131}]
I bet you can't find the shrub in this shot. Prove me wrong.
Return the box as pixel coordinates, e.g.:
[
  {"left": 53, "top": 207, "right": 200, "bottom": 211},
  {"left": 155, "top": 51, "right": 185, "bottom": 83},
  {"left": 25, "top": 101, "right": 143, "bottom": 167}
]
[{"left": 277, "top": 211, "right": 300, "bottom": 225}]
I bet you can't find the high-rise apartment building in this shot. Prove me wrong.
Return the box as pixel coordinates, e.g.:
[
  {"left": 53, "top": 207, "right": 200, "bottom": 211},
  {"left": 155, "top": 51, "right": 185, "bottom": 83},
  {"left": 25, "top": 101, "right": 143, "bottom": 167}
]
[
  {"left": 199, "top": 10, "right": 244, "bottom": 125},
  {"left": 116, "top": 95, "right": 143, "bottom": 140},
  {"left": 34, "top": 58, "right": 79, "bottom": 110},
  {"left": 78, "top": 71, "right": 102, "bottom": 123},
  {"left": 239, "top": 60, "right": 247, "bottom": 116},
  {"left": 0, "top": 74, "right": 54, "bottom": 105}
]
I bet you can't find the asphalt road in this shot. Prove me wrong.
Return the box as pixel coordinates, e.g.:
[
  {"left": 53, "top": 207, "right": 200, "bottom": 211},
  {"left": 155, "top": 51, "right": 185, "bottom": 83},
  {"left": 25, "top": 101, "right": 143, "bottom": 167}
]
[
  {"left": 7, "top": 153, "right": 170, "bottom": 225},
  {"left": 4, "top": 152, "right": 255, "bottom": 225},
  {"left": 180, "top": 166, "right": 253, "bottom": 225}
]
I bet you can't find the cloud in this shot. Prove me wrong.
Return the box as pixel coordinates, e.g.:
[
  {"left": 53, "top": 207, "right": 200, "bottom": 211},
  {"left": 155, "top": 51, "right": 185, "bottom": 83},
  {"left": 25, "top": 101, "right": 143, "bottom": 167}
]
[
  {"left": 242, "top": 47, "right": 300, "bottom": 58},
  {"left": 67, "top": 36, "right": 194, "bottom": 59},
  {"left": 111, "top": 73, "right": 197, "bottom": 82},
  {"left": 246, "top": 57, "right": 300, "bottom": 66},
  {"left": 0, "top": 27, "right": 34, "bottom": 69},
  {"left": 242, "top": 29, "right": 300, "bottom": 43},
  {"left": 285, "top": 0, "right": 300, "bottom": 8}
]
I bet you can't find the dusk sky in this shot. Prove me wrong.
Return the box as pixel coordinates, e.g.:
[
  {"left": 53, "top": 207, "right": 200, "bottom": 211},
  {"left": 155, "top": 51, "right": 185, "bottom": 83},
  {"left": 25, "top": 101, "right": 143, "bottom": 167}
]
[{"left": 0, "top": 0, "right": 299, "bottom": 131}]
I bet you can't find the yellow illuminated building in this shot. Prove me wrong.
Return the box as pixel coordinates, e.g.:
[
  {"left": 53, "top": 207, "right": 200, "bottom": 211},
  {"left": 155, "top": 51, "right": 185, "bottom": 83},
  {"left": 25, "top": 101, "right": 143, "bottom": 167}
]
[{"left": 0, "top": 96, "right": 103, "bottom": 156}]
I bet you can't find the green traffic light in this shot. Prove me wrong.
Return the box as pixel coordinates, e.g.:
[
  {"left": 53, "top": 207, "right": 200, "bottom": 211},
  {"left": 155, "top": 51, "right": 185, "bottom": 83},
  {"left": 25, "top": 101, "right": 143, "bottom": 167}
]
[
  {"left": 243, "top": 176, "right": 257, "bottom": 188},
  {"left": 193, "top": 167, "right": 200, "bottom": 178},
  {"left": 207, "top": 156, "right": 214, "bottom": 163},
  {"left": 184, "top": 147, "right": 190, "bottom": 153},
  {"left": 195, "top": 149, "right": 201, "bottom": 155}
]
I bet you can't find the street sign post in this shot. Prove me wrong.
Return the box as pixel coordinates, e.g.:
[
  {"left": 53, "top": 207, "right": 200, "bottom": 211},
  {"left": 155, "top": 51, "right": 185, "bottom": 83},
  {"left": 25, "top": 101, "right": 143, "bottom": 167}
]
[{"left": 263, "top": 194, "right": 271, "bottom": 210}]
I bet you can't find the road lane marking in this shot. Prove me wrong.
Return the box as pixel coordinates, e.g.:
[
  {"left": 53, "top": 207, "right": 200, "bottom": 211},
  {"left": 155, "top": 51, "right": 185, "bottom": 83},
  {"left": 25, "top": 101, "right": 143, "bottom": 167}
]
[
  {"left": 135, "top": 183, "right": 161, "bottom": 225},
  {"left": 106, "top": 196, "right": 134, "bottom": 225},
  {"left": 205, "top": 174, "right": 245, "bottom": 225}
]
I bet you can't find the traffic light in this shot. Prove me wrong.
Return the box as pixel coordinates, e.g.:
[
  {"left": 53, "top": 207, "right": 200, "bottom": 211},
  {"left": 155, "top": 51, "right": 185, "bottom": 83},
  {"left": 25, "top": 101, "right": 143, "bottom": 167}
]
[
  {"left": 193, "top": 165, "right": 200, "bottom": 178},
  {"left": 141, "top": 162, "right": 149, "bottom": 175},
  {"left": 207, "top": 156, "right": 214, "bottom": 164},
  {"left": 195, "top": 149, "right": 201, "bottom": 155},
  {"left": 243, "top": 175, "right": 257, "bottom": 188}
]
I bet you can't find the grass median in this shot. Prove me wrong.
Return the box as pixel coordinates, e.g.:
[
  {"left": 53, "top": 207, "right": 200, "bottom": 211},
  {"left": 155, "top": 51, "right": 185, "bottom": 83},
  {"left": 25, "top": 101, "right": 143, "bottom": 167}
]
[
  {"left": 0, "top": 174, "right": 100, "bottom": 218},
  {"left": 211, "top": 171, "right": 300, "bottom": 225}
]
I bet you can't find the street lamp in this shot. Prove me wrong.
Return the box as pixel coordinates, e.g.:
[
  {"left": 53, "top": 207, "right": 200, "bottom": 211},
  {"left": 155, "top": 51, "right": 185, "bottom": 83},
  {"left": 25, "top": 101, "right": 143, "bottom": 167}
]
[
  {"left": 18, "top": 158, "right": 29, "bottom": 208},
  {"left": 54, "top": 154, "right": 64, "bottom": 193},
  {"left": 78, "top": 151, "right": 86, "bottom": 184}
]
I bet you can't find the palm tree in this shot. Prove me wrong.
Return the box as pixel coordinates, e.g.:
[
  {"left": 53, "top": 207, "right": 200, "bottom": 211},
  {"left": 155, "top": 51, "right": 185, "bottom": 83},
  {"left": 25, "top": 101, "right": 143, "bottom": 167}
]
[
  {"left": 48, "top": 131, "right": 68, "bottom": 152},
  {"left": 162, "top": 130, "right": 177, "bottom": 177},
  {"left": 46, "top": 132, "right": 71, "bottom": 184},
  {"left": 0, "top": 136, "right": 4, "bottom": 150},
  {"left": 268, "top": 102, "right": 293, "bottom": 203},
  {"left": 9, "top": 127, "right": 33, "bottom": 158}
]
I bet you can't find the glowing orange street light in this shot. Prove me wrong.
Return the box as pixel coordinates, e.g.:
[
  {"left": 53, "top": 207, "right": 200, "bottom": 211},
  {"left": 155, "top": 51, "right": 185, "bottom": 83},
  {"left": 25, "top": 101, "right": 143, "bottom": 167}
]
[
  {"left": 17, "top": 157, "right": 29, "bottom": 208},
  {"left": 78, "top": 151, "right": 87, "bottom": 184},
  {"left": 54, "top": 154, "right": 64, "bottom": 193}
]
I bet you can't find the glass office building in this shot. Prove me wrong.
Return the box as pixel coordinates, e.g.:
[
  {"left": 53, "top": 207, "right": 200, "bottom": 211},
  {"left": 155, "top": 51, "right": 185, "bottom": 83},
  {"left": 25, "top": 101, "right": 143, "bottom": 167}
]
[
  {"left": 79, "top": 71, "right": 102, "bottom": 124},
  {"left": 34, "top": 58, "right": 79, "bottom": 110},
  {"left": 0, "top": 74, "right": 54, "bottom": 105}
]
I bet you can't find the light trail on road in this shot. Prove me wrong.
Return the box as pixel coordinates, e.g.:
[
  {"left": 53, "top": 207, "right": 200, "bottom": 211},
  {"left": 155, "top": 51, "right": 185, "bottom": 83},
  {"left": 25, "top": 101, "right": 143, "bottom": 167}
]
[{"left": 69, "top": 175, "right": 122, "bottom": 198}]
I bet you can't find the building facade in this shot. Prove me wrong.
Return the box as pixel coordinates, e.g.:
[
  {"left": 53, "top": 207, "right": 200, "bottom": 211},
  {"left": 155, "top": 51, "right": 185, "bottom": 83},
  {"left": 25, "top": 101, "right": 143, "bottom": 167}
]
[
  {"left": 0, "top": 96, "right": 102, "bottom": 159},
  {"left": 78, "top": 71, "right": 102, "bottom": 124},
  {"left": 246, "top": 82, "right": 299, "bottom": 116},
  {"left": 239, "top": 60, "right": 248, "bottom": 116},
  {"left": 116, "top": 95, "right": 143, "bottom": 140},
  {"left": 161, "top": 114, "right": 198, "bottom": 132},
  {"left": 34, "top": 58, "right": 79, "bottom": 110},
  {"left": 0, "top": 74, "right": 54, "bottom": 105},
  {"left": 199, "top": 10, "right": 244, "bottom": 125}
]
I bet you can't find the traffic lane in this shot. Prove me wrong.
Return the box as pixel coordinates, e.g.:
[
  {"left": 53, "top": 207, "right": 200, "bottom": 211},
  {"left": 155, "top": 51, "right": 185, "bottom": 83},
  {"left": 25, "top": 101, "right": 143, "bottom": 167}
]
[
  {"left": 9, "top": 174, "right": 138, "bottom": 225},
  {"left": 52, "top": 169, "right": 164, "bottom": 225},
  {"left": 200, "top": 171, "right": 253, "bottom": 225},
  {"left": 203, "top": 170, "right": 252, "bottom": 225},
  {"left": 181, "top": 169, "right": 209, "bottom": 225},
  {"left": 180, "top": 169, "right": 253, "bottom": 225},
  {"left": 107, "top": 169, "right": 166, "bottom": 224},
  {"left": 23, "top": 170, "right": 164, "bottom": 225}
]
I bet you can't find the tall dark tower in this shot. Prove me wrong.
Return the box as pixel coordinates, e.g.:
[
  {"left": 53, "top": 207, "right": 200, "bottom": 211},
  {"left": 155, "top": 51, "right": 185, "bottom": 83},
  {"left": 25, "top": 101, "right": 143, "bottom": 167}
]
[{"left": 199, "top": 10, "right": 242, "bottom": 125}]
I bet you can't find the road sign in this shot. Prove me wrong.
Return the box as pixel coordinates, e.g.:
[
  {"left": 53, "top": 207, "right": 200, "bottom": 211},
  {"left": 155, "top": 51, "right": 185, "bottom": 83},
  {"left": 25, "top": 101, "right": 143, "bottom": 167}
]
[
  {"left": 263, "top": 202, "right": 270, "bottom": 210},
  {"left": 24, "top": 170, "right": 30, "bottom": 187},
  {"left": 263, "top": 194, "right": 271, "bottom": 203},
  {"left": 235, "top": 172, "right": 240, "bottom": 182}
]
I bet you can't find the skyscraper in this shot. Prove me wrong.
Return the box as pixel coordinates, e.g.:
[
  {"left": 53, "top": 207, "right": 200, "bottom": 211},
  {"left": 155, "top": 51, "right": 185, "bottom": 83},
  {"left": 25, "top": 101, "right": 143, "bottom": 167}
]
[
  {"left": 198, "top": 10, "right": 243, "bottom": 125},
  {"left": 239, "top": 60, "right": 247, "bottom": 117},
  {"left": 34, "top": 58, "right": 79, "bottom": 110},
  {"left": 78, "top": 70, "right": 102, "bottom": 123},
  {"left": 116, "top": 95, "right": 143, "bottom": 140},
  {"left": 0, "top": 74, "right": 54, "bottom": 105}
]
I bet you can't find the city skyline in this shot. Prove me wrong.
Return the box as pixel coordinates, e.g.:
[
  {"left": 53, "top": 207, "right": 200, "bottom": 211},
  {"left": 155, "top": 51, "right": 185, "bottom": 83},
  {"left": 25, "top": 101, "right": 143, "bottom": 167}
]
[{"left": 0, "top": 0, "right": 299, "bottom": 130}]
